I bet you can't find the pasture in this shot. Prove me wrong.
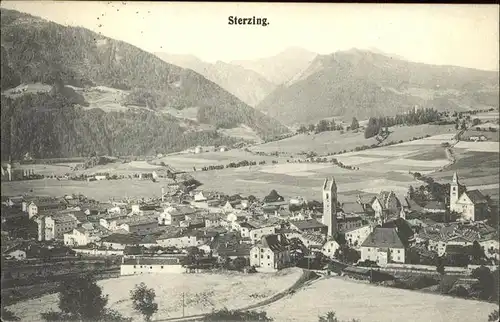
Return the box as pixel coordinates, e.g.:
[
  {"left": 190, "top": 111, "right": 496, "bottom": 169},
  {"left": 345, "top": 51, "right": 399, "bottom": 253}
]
[
  {"left": 3, "top": 125, "right": 497, "bottom": 204},
  {"left": 263, "top": 277, "right": 498, "bottom": 322},
  {"left": 6, "top": 268, "right": 302, "bottom": 321},
  {"left": 249, "top": 124, "right": 455, "bottom": 155}
]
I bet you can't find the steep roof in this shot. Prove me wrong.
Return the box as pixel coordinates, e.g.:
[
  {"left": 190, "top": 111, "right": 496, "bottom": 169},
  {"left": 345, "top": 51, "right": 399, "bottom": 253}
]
[
  {"left": 259, "top": 234, "right": 289, "bottom": 252},
  {"left": 361, "top": 228, "right": 405, "bottom": 249},
  {"left": 372, "top": 191, "right": 400, "bottom": 210},
  {"left": 464, "top": 190, "right": 487, "bottom": 204}
]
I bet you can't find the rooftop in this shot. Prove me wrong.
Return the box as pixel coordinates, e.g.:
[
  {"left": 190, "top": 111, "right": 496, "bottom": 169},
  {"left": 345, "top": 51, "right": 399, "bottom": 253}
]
[
  {"left": 257, "top": 234, "right": 289, "bottom": 253},
  {"left": 361, "top": 228, "right": 405, "bottom": 249},
  {"left": 464, "top": 190, "right": 488, "bottom": 204},
  {"left": 290, "top": 219, "right": 326, "bottom": 230},
  {"left": 122, "top": 257, "right": 182, "bottom": 265}
]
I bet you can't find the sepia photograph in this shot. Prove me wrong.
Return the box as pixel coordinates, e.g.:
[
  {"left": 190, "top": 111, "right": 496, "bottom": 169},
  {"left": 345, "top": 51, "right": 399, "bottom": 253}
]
[{"left": 0, "top": 1, "right": 499, "bottom": 321}]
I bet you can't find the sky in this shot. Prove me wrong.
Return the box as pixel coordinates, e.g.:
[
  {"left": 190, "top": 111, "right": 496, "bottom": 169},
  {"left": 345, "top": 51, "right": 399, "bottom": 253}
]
[{"left": 1, "top": 1, "right": 499, "bottom": 71}]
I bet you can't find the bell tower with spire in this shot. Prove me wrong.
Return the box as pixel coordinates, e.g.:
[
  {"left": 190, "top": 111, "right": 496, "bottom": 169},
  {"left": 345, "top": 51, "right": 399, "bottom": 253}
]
[
  {"left": 322, "top": 177, "right": 338, "bottom": 238},
  {"left": 450, "top": 172, "right": 461, "bottom": 212}
]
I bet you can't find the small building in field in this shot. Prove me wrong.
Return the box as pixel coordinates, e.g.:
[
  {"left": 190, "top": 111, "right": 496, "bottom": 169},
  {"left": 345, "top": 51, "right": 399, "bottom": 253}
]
[
  {"left": 250, "top": 234, "right": 291, "bottom": 271},
  {"left": 120, "top": 256, "right": 185, "bottom": 275}
]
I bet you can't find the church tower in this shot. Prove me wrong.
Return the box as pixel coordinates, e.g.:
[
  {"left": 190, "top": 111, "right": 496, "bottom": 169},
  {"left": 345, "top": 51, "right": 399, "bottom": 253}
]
[
  {"left": 450, "top": 172, "right": 460, "bottom": 212},
  {"left": 322, "top": 177, "right": 338, "bottom": 238}
]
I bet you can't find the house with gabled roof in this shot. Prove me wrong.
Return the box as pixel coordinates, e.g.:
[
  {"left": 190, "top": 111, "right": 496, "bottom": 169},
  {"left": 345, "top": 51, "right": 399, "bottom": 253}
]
[
  {"left": 371, "top": 191, "right": 402, "bottom": 225},
  {"left": 250, "top": 234, "right": 291, "bottom": 271},
  {"left": 360, "top": 227, "right": 406, "bottom": 266}
]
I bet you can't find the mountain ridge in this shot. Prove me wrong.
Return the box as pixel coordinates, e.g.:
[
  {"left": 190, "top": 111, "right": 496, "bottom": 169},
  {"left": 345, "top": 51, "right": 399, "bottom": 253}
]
[
  {"left": 154, "top": 52, "right": 276, "bottom": 107},
  {"left": 256, "top": 48, "right": 499, "bottom": 125},
  {"left": 0, "top": 8, "right": 289, "bottom": 159},
  {"left": 230, "top": 47, "right": 318, "bottom": 85}
]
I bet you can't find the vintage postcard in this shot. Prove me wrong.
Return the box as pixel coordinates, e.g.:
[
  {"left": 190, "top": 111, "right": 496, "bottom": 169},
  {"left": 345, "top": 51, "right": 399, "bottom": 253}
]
[{"left": 0, "top": 2, "right": 499, "bottom": 322}]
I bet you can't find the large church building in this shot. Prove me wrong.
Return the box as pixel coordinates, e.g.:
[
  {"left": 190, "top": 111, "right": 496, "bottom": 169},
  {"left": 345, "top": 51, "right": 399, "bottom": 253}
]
[{"left": 449, "top": 172, "right": 489, "bottom": 222}]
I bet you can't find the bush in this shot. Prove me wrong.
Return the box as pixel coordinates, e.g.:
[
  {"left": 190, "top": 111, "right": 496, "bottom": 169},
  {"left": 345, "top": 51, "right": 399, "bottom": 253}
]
[
  {"left": 438, "top": 276, "right": 459, "bottom": 294},
  {"left": 204, "top": 308, "right": 273, "bottom": 321}
]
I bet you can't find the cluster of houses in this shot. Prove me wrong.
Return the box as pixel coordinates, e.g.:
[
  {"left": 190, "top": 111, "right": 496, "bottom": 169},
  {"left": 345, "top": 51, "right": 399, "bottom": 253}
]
[{"left": 2, "top": 171, "right": 498, "bottom": 275}]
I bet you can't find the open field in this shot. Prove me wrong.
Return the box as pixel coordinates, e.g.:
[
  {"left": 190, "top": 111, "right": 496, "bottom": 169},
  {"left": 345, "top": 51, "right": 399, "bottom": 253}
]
[
  {"left": 454, "top": 141, "right": 499, "bottom": 153},
  {"left": 6, "top": 268, "right": 303, "bottom": 321},
  {"left": 249, "top": 124, "right": 455, "bottom": 155},
  {"left": 475, "top": 112, "right": 499, "bottom": 121},
  {"left": 430, "top": 150, "right": 499, "bottom": 200},
  {"left": 1, "top": 179, "right": 165, "bottom": 202},
  {"left": 219, "top": 125, "right": 262, "bottom": 143},
  {"left": 407, "top": 147, "right": 448, "bottom": 160},
  {"left": 263, "top": 277, "right": 498, "bottom": 322},
  {"left": 2, "top": 132, "right": 461, "bottom": 203},
  {"left": 3, "top": 126, "right": 497, "bottom": 203}
]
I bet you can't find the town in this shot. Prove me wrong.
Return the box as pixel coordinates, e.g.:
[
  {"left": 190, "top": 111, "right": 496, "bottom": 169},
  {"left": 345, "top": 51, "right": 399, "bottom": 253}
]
[{"left": 2, "top": 167, "right": 499, "bottom": 318}]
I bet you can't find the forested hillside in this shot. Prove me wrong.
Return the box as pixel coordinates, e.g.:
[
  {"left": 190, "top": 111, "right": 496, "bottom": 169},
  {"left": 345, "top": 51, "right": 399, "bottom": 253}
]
[
  {"left": 0, "top": 8, "right": 289, "bottom": 159},
  {"left": 1, "top": 93, "right": 238, "bottom": 160}
]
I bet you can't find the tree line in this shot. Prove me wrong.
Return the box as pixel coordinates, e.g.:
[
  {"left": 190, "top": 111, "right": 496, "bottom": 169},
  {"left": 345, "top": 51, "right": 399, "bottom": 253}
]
[{"left": 364, "top": 108, "right": 441, "bottom": 139}]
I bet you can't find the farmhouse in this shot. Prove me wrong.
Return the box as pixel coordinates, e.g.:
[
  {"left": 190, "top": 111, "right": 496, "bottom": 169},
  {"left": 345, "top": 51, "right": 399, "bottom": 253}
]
[
  {"left": 360, "top": 228, "right": 406, "bottom": 266},
  {"left": 250, "top": 234, "right": 291, "bottom": 271},
  {"left": 120, "top": 256, "right": 185, "bottom": 275}
]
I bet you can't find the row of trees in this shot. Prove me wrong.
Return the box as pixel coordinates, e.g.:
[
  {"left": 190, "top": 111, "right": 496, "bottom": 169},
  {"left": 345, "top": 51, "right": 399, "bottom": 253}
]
[
  {"left": 364, "top": 108, "right": 441, "bottom": 139},
  {"left": 297, "top": 117, "right": 360, "bottom": 135},
  {"left": 200, "top": 160, "right": 266, "bottom": 172}
]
